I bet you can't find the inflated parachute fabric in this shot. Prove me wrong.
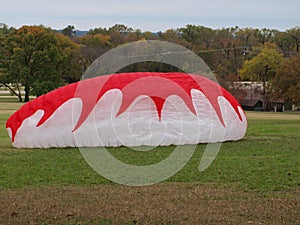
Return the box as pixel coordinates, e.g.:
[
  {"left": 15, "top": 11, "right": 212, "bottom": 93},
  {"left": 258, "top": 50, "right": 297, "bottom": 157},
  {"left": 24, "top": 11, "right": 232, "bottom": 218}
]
[{"left": 6, "top": 72, "right": 247, "bottom": 148}]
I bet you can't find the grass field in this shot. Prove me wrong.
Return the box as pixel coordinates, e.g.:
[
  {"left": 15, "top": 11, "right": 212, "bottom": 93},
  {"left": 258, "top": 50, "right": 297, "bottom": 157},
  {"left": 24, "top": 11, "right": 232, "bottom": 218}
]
[{"left": 0, "top": 100, "right": 299, "bottom": 224}]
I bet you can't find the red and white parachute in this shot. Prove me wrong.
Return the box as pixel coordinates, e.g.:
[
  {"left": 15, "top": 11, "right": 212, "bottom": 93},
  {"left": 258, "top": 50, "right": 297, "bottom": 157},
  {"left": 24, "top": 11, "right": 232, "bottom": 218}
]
[{"left": 6, "top": 72, "right": 247, "bottom": 148}]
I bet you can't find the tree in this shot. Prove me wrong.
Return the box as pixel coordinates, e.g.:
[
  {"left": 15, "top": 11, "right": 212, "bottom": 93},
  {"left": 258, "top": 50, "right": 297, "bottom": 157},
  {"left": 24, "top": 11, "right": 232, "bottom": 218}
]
[
  {"left": 0, "top": 24, "right": 16, "bottom": 97},
  {"left": 108, "top": 24, "right": 134, "bottom": 46},
  {"left": 274, "top": 31, "right": 294, "bottom": 56},
  {"left": 62, "top": 25, "right": 76, "bottom": 37},
  {"left": 0, "top": 28, "right": 24, "bottom": 101},
  {"left": 160, "top": 29, "right": 189, "bottom": 47},
  {"left": 272, "top": 54, "right": 300, "bottom": 106},
  {"left": 235, "top": 28, "right": 259, "bottom": 48},
  {"left": 78, "top": 33, "right": 111, "bottom": 66},
  {"left": 239, "top": 47, "right": 283, "bottom": 110},
  {"left": 180, "top": 24, "right": 201, "bottom": 46},
  {"left": 180, "top": 25, "right": 214, "bottom": 50},
  {"left": 214, "top": 27, "right": 237, "bottom": 59},
  {"left": 0, "top": 23, "right": 14, "bottom": 37},
  {"left": 287, "top": 27, "right": 300, "bottom": 53},
  {"left": 55, "top": 33, "right": 83, "bottom": 83},
  {"left": 87, "top": 27, "right": 110, "bottom": 35},
  {"left": 0, "top": 26, "right": 67, "bottom": 101},
  {"left": 257, "top": 28, "right": 278, "bottom": 45},
  {"left": 142, "top": 31, "right": 156, "bottom": 40},
  {"left": 79, "top": 34, "right": 110, "bottom": 48},
  {"left": 109, "top": 24, "right": 133, "bottom": 34}
]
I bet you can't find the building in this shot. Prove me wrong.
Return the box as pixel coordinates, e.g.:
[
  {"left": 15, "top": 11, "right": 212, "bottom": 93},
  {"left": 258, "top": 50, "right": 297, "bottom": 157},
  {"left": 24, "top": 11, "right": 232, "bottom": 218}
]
[{"left": 229, "top": 81, "right": 286, "bottom": 111}]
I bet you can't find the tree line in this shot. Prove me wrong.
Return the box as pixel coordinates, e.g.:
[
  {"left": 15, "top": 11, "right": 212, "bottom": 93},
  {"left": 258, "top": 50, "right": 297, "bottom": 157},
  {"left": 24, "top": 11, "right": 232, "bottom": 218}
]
[{"left": 0, "top": 23, "right": 299, "bottom": 107}]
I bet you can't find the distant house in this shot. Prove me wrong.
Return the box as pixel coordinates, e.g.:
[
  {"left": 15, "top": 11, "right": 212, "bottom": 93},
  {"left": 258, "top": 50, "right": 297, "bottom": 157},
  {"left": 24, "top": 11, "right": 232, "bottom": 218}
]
[
  {"left": 228, "top": 81, "right": 286, "bottom": 112},
  {"left": 240, "top": 99, "right": 263, "bottom": 111},
  {"left": 268, "top": 97, "right": 286, "bottom": 112},
  {"left": 236, "top": 82, "right": 264, "bottom": 111}
]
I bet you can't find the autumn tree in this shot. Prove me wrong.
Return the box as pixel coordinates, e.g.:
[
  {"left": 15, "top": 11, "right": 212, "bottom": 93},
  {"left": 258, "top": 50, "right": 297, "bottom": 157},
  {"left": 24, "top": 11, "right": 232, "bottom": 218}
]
[
  {"left": 287, "top": 27, "right": 300, "bottom": 53},
  {"left": 108, "top": 24, "right": 133, "bottom": 46},
  {"left": 79, "top": 33, "right": 110, "bottom": 48},
  {"left": 274, "top": 31, "right": 294, "bottom": 56},
  {"left": 180, "top": 25, "right": 215, "bottom": 51},
  {"left": 0, "top": 23, "right": 14, "bottom": 37},
  {"left": 214, "top": 27, "right": 238, "bottom": 55},
  {"left": 272, "top": 54, "right": 300, "bottom": 106},
  {"left": 180, "top": 24, "right": 201, "bottom": 47},
  {"left": 235, "top": 28, "right": 259, "bottom": 48},
  {"left": 88, "top": 27, "right": 110, "bottom": 35},
  {"left": 142, "top": 31, "right": 157, "bottom": 40},
  {"left": 0, "top": 25, "right": 16, "bottom": 96},
  {"left": 55, "top": 33, "right": 83, "bottom": 83},
  {"left": 78, "top": 33, "right": 111, "bottom": 66},
  {"left": 239, "top": 47, "right": 283, "bottom": 110},
  {"left": 0, "top": 30, "right": 24, "bottom": 101},
  {"left": 0, "top": 26, "right": 78, "bottom": 102},
  {"left": 159, "top": 29, "right": 189, "bottom": 47},
  {"left": 62, "top": 25, "right": 76, "bottom": 37},
  {"left": 257, "top": 28, "right": 278, "bottom": 45}
]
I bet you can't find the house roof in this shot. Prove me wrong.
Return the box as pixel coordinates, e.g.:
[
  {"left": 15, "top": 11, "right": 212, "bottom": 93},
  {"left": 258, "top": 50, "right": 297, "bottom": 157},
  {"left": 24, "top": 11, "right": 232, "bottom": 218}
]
[
  {"left": 240, "top": 99, "right": 262, "bottom": 107},
  {"left": 270, "top": 97, "right": 285, "bottom": 103},
  {"left": 243, "top": 89, "right": 262, "bottom": 101}
]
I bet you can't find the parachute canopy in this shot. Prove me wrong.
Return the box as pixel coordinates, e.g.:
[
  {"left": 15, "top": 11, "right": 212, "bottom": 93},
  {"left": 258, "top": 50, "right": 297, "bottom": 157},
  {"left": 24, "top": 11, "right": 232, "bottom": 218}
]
[{"left": 6, "top": 72, "right": 247, "bottom": 148}]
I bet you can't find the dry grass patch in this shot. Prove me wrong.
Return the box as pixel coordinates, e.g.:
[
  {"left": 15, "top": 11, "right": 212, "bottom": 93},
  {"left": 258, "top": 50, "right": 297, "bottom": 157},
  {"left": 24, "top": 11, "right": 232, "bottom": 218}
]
[
  {"left": 0, "top": 183, "right": 299, "bottom": 225},
  {"left": 246, "top": 111, "right": 300, "bottom": 120},
  {"left": 0, "top": 102, "right": 23, "bottom": 115}
]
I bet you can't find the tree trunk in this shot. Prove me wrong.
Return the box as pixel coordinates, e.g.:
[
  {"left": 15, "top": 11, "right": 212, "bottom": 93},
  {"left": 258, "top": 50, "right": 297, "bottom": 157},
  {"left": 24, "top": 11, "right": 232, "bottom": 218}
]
[
  {"left": 24, "top": 84, "right": 30, "bottom": 102},
  {"left": 224, "top": 49, "right": 230, "bottom": 60},
  {"left": 17, "top": 93, "right": 22, "bottom": 102},
  {"left": 1, "top": 82, "right": 22, "bottom": 102},
  {"left": 262, "top": 75, "right": 267, "bottom": 111},
  {"left": 15, "top": 82, "right": 22, "bottom": 102},
  {"left": 262, "top": 66, "right": 270, "bottom": 111}
]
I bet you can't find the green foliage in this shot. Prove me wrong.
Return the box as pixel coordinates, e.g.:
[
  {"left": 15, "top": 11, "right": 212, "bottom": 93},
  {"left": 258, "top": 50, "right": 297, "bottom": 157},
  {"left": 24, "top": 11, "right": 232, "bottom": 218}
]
[
  {"left": 79, "top": 34, "right": 110, "bottom": 47},
  {"left": 1, "top": 24, "right": 300, "bottom": 105},
  {"left": 0, "top": 26, "right": 82, "bottom": 101},
  {"left": 287, "top": 26, "right": 300, "bottom": 52},
  {"left": 257, "top": 28, "right": 278, "bottom": 45},
  {"left": 235, "top": 28, "right": 259, "bottom": 48},
  {"left": 0, "top": 26, "right": 61, "bottom": 100},
  {"left": 0, "top": 23, "right": 15, "bottom": 37},
  {"left": 273, "top": 54, "right": 300, "bottom": 104},
  {"left": 55, "top": 33, "right": 83, "bottom": 83},
  {"left": 274, "top": 31, "right": 294, "bottom": 56},
  {"left": 239, "top": 48, "right": 283, "bottom": 82},
  {"left": 61, "top": 25, "right": 75, "bottom": 37},
  {"left": 88, "top": 27, "right": 110, "bottom": 35},
  {"left": 109, "top": 24, "right": 133, "bottom": 34},
  {"left": 239, "top": 48, "right": 283, "bottom": 110}
]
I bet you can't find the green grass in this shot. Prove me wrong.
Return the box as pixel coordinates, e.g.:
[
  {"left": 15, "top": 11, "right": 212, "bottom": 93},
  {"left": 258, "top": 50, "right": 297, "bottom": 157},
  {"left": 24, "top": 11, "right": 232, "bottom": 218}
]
[{"left": 0, "top": 102, "right": 299, "bottom": 192}]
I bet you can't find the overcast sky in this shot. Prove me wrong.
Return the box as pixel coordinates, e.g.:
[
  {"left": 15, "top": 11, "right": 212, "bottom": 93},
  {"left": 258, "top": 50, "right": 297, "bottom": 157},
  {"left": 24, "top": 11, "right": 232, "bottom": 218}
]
[{"left": 1, "top": 0, "right": 299, "bottom": 31}]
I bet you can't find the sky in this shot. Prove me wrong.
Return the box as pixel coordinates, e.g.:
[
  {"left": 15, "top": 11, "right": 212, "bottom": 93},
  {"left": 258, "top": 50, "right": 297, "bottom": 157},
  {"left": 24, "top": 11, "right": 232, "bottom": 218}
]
[{"left": 1, "top": 0, "right": 299, "bottom": 31}]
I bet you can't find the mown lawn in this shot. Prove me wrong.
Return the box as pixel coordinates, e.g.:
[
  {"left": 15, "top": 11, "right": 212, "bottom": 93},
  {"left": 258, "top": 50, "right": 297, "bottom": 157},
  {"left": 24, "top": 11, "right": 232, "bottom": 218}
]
[{"left": 0, "top": 102, "right": 299, "bottom": 192}]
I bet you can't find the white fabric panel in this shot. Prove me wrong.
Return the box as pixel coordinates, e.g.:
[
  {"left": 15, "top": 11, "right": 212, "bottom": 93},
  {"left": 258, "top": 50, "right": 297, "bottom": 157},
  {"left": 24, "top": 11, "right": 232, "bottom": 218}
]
[{"left": 10, "top": 89, "right": 247, "bottom": 148}]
